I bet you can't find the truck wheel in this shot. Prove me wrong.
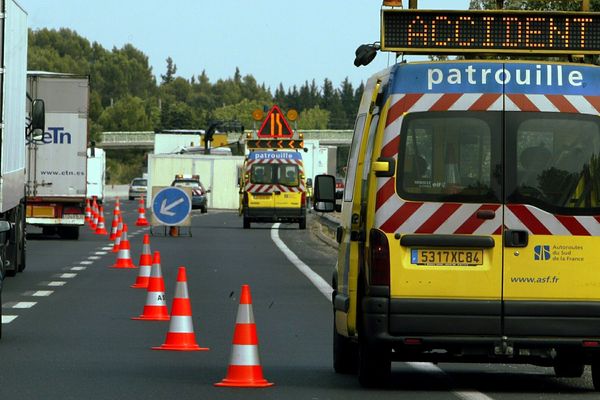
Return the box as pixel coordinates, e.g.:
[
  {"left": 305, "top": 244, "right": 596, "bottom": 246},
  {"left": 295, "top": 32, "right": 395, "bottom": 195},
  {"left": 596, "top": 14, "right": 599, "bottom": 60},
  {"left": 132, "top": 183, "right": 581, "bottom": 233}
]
[
  {"left": 58, "top": 226, "right": 79, "bottom": 240},
  {"left": 243, "top": 217, "right": 250, "bottom": 229},
  {"left": 357, "top": 317, "right": 391, "bottom": 387},
  {"left": 201, "top": 206, "right": 207, "bottom": 214},
  {"left": 333, "top": 314, "right": 357, "bottom": 374},
  {"left": 554, "top": 361, "right": 585, "bottom": 378}
]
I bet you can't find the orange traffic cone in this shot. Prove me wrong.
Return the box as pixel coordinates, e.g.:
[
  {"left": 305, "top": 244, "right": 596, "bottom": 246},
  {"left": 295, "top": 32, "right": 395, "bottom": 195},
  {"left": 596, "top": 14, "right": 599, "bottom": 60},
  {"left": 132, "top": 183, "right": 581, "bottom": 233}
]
[
  {"left": 131, "top": 234, "right": 152, "bottom": 288},
  {"left": 135, "top": 196, "right": 149, "bottom": 226},
  {"left": 109, "top": 208, "right": 120, "bottom": 241},
  {"left": 132, "top": 251, "right": 170, "bottom": 321},
  {"left": 95, "top": 206, "right": 108, "bottom": 235},
  {"left": 112, "top": 216, "right": 123, "bottom": 253},
  {"left": 111, "top": 223, "right": 136, "bottom": 269},
  {"left": 215, "top": 284, "right": 273, "bottom": 388},
  {"left": 84, "top": 198, "right": 92, "bottom": 223},
  {"left": 153, "top": 266, "right": 209, "bottom": 351},
  {"left": 114, "top": 197, "right": 121, "bottom": 214},
  {"left": 90, "top": 197, "right": 99, "bottom": 229}
]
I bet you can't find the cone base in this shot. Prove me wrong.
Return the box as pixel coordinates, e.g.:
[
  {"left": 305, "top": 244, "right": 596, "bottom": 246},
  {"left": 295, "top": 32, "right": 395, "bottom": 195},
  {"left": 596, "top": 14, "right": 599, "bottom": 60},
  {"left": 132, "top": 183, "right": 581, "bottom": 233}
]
[
  {"left": 111, "top": 265, "right": 137, "bottom": 269},
  {"left": 152, "top": 344, "right": 209, "bottom": 351},
  {"left": 214, "top": 365, "right": 274, "bottom": 388},
  {"left": 130, "top": 282, "right": 149, "bottom": 289},
  {"left": 214, "top": 380, "right": 274, "bottom": 388},
  {"left": 131, "top": 315, "right": 170, "bottom": 321}
]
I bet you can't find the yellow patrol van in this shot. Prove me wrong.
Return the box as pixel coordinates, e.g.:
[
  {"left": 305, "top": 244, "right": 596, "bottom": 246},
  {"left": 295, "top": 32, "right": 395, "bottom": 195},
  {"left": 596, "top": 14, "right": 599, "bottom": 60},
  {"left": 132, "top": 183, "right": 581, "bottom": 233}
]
[
  {"left": 314, "top": 3, "right": 600, "bottom": 388},
  {"left": 240, "top": 105, "right": 308, "bottom": 229}
]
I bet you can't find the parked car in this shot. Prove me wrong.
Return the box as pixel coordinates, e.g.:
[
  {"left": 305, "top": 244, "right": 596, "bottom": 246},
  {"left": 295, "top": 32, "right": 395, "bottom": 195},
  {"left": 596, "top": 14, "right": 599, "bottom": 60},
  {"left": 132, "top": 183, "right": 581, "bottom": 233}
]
[
  {"left": 171, "top": 175, "right": 210, "bottom": 213},
  {"left": 128, "top": 177, "right": 147, "bottom": 200}
]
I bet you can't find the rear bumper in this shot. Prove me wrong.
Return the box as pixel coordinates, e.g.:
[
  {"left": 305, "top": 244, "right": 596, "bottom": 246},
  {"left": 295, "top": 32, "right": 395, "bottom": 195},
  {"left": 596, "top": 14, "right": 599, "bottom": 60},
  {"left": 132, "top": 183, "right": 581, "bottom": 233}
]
[
  {"left": 26, "top": 217, "right": 85, "bottom": 226},
  {"left": 244, "top": 207, "right": 306, "bottom": 222},
  {"left": 356, "top": 290, "right": 600, "bottom": 362}
]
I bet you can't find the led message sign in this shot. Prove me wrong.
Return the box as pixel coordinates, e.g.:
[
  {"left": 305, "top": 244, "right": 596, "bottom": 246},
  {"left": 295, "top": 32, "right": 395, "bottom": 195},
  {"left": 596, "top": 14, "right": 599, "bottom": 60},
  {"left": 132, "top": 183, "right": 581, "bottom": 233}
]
[{"left": 382, "top": 10, "right": 600, "bottom": 55}]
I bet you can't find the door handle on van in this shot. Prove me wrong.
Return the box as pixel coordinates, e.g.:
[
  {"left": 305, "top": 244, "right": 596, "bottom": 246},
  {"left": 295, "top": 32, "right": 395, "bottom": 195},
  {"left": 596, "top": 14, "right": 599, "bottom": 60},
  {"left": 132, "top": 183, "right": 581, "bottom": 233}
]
[
  {"left": 504, "top": 230, "right": 529, "bottom": 248},
  {"left": 374, "top": 157, "right": 396, "bottom": 178},
  {"left": 477, "top": 210, "right": 495, "bottom": 220}
]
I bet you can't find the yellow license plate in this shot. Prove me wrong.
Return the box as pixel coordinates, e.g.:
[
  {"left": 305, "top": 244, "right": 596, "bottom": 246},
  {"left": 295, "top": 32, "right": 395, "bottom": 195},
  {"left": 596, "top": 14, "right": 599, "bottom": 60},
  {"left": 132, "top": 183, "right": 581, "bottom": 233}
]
[{"left": 411, "top": 249, "right": 483, "bottom": 266}]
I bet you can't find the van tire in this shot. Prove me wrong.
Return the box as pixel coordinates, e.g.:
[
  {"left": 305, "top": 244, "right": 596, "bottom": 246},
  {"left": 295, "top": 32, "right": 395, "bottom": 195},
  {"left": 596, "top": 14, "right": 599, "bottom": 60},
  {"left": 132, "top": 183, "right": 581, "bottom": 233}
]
[
  {"left": 243, "top": 217, "right": 250, "bottom": 229},
  {"left": 592, "top": 361, "right": 600, "bottom": 390},
  {"left": 554, "top": 361, "right": 585, "bottom": 378},
  {"left": 299, "top": 217, "right": 306, "bottom": 230},
  {"left": 357, "top": 310, "right": 391, "bottom": 387},
  {"left": 333, "top": 316, "right": 357, "bottom": 374}
]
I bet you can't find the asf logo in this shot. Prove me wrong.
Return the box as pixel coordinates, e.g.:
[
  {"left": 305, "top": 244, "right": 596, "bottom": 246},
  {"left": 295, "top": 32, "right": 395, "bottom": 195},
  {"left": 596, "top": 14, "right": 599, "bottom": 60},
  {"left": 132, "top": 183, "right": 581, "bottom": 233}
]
[{"left": 534, "top": 245, "right": 551, "bottom": 261}]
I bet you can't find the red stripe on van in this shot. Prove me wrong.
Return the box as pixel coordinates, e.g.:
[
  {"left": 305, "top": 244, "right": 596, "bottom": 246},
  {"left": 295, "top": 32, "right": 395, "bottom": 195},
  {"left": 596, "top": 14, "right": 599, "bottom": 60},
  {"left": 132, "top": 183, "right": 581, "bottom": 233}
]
[
  {"left": 428, "top": 93, "right": 462, "bottom": 111},
  {"left": 468, "top": 93, "right": 501, "bottom": 111},
  {"left": 507, "top": 94, "right": 539, "bottom": 112},
  {"left": 556, "top": 215, "right": 590, "bottom": 236},
  {"left": 380, "top": 201, "right": 424, "bottom": 233},
  {"left": 376, "top": 178, "right": 396, "bottom": 208},
  {"left": 454, "top": 204, "right": 501, "bottom": 234},
  {"left": 385, "top": 94, "right": 424, "bottom": 127},
  {"left": 508, "top": 204, "right": 551, "bottom": 235},
  {"left": 546, "top": 95, "right": 578, "bottom": 114},
  {"left": 381, "top": 136, "right": 400, "bottom": 158},
  {"left": 415, "top": 203, "right": 461, "bottom": 233}
]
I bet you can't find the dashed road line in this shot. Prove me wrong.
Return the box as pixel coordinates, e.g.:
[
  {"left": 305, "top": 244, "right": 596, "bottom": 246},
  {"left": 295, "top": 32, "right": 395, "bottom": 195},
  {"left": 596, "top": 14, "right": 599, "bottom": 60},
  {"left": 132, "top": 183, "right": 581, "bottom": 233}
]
[
  {"left": 30, "top": 290, "right": 53, "bottom": 297},
  {"left": 71, "top": 266, "right": 87, "bottom": 271},
  {"left": 59, "top": 273, "right": 77, "bottom": 279},
  {"left": 13, "top": 302, "right": 37, "bottom": 309},
  {"left": 47, "top": 281, "right": 67, "bottom": 287},
  {"left": 80, "top": 260, "right": 93, "bottom": 265},
  {"left": 2, "top": 315, "right": 17, "bottom": 323}
]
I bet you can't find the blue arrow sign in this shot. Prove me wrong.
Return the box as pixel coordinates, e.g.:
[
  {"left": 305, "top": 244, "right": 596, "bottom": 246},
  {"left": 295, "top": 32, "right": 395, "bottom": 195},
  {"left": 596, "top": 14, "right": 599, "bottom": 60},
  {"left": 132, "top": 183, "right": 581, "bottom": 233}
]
[{"left": 152, "top": 187, "right": 191, "bottom": 226}]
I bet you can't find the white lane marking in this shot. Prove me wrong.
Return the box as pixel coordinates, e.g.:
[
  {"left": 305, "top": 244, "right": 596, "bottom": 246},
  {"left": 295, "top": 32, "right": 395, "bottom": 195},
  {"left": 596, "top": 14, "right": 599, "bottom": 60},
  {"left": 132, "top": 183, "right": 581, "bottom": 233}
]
[
  {"left": 407, "top": 362, "right": 496, "bottom": 400},
  {"left": 31, "top": 291, "right": 53, "bottom": 297},
  {"left": 271, "top": 225, "right": 496, "bottom": 400},
  {"left": 80, "top": 261, "right": 93, "bottom": 265},
  {"left": 71, "top": 266, "right": 87, "bottom": 271},
  {"left": 48, "top": 281, "right": 66, "bottom": 287},
  {"left": 2, "top": 315, "right": 17, "bottom": 323},
  {"left": 101, "top": 247, "right": 112, "bottom": 251},
  {"left": 60, "top": 273, "right": 77, "bottom": 279},
  {"left": 270, "top": 223, "right": 332, "bottom": 300},
  {"left": 13, "top": 302, "right": 36, "bottom": 309},
  {"left": 88, "top": 256, "right": 100, "bottom": 260},
  {"left": 95, "top": 251, "right": 108, "bottom": 255}
]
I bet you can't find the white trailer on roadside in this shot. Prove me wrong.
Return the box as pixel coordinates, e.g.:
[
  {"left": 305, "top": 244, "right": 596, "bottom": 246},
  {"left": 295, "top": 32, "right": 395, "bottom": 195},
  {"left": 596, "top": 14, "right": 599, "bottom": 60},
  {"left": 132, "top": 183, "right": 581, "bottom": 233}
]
[
  {"left": 26, "top": 72, "right": 89, "bottom": 239},
  {"left": 86, "top": 147, "right": 105, "bottom": 203},
  {"left": 147, "top": 153, "right": 244, "bottom": 210}
]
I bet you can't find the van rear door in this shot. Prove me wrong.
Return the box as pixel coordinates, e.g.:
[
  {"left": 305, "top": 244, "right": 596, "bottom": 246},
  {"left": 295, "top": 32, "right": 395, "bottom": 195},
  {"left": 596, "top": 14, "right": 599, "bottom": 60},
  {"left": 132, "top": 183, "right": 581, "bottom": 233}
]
[
  {"left": 502, "top": 63, "right": 600, "bottom": 338},
  {"left": 377, "top": 62, "right": 505, "bottom": 337}
]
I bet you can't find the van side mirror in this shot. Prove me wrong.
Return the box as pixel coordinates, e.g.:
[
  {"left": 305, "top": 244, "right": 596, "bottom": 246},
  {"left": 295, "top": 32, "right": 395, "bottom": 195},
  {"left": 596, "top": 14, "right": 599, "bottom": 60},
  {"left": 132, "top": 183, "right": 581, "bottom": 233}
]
[
  {"left": 313, "top": 174, "right": 337, "bottom": 212},
  {"left": 29, "top": 99, "right": 45, "bottom": 142}
]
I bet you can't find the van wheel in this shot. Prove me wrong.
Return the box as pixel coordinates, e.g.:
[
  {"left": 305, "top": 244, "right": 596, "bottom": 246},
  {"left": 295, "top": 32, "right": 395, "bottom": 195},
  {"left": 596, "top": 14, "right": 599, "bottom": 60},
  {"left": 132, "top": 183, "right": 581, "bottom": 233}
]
[
  {"left": 299, "top": 217, "right": 306, "bottom": 230},
  {"left": 333, "top": 315, "right": 357, "bottom": 374},
  {"left": 357, "top": 317, "right": 391, "bottom": 387},
  {"left": 554, "top": 361, "right": 585, "bottom": 378},
  {"left": 592, "top": 361, "right": 600, "bottom": 390},
  {"left": 243, "top": 217, "right": 250, "bottom": 229}
]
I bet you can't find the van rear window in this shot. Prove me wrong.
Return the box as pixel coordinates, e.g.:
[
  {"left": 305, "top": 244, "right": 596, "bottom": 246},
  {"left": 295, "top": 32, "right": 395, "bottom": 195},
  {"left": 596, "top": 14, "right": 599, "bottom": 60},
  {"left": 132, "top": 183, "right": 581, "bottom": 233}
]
[
  {"left": 507, "top": 112, "right": 600, "bottom": 214},
  {"left": 397, "top": 112, "right": 501, "bottom": 203}
]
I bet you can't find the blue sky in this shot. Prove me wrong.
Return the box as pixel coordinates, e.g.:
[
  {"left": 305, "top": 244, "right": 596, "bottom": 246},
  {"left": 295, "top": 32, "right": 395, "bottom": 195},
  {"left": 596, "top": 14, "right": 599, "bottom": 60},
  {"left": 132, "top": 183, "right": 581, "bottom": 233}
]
[{"left": 18, "top": 0, "right": 471, "bottom": 91}]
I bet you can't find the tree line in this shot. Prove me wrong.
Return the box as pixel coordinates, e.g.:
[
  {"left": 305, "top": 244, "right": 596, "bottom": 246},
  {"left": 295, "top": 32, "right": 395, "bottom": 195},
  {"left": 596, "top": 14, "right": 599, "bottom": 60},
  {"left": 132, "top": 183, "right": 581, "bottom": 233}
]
[{"left": 27, "top": 28, "right": 364, "bottom": 146}]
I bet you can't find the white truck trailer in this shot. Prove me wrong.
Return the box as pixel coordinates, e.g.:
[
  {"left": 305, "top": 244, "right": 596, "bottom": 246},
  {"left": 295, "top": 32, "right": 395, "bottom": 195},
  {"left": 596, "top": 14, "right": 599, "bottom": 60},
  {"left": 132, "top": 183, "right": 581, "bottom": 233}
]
[
  {"left": 86, "top": 147, "right": 105, "bottom": 203},
  {"left": 0, "top": 0, "right": 46, "bottom": 337},
  {"left": 26, "top": 72, "right": 89, "bottom": 240}
]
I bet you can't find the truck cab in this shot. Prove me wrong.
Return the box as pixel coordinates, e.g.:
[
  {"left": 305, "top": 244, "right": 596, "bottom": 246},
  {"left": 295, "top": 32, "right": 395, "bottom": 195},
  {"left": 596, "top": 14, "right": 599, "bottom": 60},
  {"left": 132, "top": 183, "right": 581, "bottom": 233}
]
[{"left": 314, "top": 4, "right": 600, "bottom": 389}]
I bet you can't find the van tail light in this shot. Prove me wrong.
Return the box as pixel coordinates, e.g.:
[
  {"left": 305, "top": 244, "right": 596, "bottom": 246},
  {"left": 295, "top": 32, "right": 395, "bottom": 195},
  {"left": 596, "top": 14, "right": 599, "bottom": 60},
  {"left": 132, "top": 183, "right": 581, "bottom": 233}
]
[
  {"left": 369, "top": 229, "right": 390, "bottom": 286},
  {"left": 301, "top": 191, "right": 306, "bottom": 206}
]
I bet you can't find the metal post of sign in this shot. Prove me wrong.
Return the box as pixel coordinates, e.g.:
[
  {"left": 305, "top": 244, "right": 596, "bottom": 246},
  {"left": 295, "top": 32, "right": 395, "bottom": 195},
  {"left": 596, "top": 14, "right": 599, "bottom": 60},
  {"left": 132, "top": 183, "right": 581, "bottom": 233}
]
[{"left": 149, "top": 186, "right": 193, "bottom": 238}]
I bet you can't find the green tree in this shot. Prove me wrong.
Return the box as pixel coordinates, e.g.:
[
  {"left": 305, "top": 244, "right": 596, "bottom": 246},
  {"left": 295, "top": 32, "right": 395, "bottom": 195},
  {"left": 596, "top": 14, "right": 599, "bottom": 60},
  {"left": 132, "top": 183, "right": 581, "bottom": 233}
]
[
  {"left": 298, "top": 106, "right": 330, "bottom": 130},
  {"left": 98, "top": 95, "right": 153, "bottom": 131},
  {"left": 161, "top": 56, "right": 177, "bottom": 84}
]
